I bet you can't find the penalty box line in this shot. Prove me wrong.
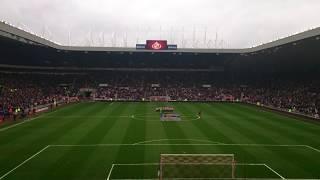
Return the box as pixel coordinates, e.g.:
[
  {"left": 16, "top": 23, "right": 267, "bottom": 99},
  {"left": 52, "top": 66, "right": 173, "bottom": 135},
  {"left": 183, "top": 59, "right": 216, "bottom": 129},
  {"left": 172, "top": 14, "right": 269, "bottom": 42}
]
[
  {"left": 1, "top": 143, "right": 318, "bottom": 180},
  {"left": 106, "top": 163, "right": 284, "bottom": 180}
]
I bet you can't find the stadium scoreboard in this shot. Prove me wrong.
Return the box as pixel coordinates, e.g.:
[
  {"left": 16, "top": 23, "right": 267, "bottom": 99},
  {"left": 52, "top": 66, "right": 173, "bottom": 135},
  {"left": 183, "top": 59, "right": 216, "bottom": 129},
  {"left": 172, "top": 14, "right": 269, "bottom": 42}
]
[
  {"left": 136, "top": 40, "right": 177, "bottom": 50},
  {"left": 146, "top": 40, "right": 167, "bottom": 50}
]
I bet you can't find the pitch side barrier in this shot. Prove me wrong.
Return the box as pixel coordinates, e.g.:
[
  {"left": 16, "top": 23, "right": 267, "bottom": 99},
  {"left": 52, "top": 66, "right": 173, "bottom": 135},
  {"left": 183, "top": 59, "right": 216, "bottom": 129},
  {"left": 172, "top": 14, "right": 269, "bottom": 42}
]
[
  {"left": 93, "top": 99, "right": 234, "bottom": 103},
  {"left": 92, "top": 99, "right": 320, "bottom": 123}
]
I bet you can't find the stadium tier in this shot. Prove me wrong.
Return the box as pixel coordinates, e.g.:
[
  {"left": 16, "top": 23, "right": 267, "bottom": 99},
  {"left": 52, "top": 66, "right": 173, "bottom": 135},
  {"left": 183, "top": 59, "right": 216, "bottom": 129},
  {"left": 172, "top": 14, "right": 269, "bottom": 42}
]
[{"left": 0, "top": 22, "right": 320, "bottom": 179}]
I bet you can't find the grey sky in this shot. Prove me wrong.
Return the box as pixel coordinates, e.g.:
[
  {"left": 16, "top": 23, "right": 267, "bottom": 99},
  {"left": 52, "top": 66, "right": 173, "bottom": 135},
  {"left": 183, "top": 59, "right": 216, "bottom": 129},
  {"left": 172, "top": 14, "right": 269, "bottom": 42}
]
[{"left": 0, "top": 0, "right": 319, "bottom": 48}]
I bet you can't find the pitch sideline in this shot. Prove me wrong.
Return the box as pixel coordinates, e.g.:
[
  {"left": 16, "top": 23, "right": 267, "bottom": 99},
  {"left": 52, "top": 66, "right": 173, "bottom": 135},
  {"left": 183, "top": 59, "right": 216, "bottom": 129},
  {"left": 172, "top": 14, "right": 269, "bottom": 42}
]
[
  {"left": 0, "top": 104, "right": 75, "bottom": 132},
  {"left": 0, "top": 145, "right": 51, "bottom": 180}
]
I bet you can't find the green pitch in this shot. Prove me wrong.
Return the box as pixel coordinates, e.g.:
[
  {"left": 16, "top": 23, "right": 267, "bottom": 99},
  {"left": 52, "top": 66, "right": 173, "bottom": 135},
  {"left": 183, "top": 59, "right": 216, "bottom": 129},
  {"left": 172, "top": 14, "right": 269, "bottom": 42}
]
[{"left": 0, "top": 102, "right": 319, "bottom": 180}]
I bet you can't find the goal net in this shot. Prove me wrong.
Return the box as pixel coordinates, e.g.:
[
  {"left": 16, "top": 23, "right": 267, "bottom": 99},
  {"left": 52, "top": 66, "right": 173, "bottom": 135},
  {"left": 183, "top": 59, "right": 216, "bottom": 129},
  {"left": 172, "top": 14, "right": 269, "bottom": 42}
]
[{"left": 159, "top": 154, "right": 235, "bottom": 180}]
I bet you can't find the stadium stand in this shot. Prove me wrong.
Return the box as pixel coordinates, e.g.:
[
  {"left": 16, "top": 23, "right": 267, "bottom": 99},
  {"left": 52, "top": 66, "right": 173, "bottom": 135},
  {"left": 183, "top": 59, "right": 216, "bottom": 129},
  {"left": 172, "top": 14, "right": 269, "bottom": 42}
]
[
  {"left": 0, "top": 22, "right": 320, "bottom": 121},
  {"left": 0, "top": 71, "right": 319, "bottom": 121}
]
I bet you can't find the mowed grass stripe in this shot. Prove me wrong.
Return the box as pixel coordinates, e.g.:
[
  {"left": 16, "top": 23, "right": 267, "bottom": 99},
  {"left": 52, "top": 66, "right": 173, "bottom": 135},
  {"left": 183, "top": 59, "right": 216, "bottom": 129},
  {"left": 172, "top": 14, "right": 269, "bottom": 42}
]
[
  {"left": 112, "top": 103, "right": 148, "bottom": 178},
  {"left": 181, "top": 102, "right": 265, "bottom": 162},
  {"left": 200, "top": 103, "right": 258, "bottom": 144},
  {"left": 0, "top": 102, "right": 83, "bottom": 131},
  {"left": 0, "top": 103, "right": 99, "bottom": 177},
  {"left": 71, "top": 102, "right": 123, "bottom": 144},
  {"left": 205, "top": 103, "right": 316, "bottom": 178},
  {"left": 118, "top": 102, "right": 147, "bottom": 144},
  {"left": 73, "top": 102, "right": 139, "bottom": 180},
  {"left": 222, "top": 104, "right": 320, "bottom": 156},
  {"left": 217, "top": 103, "right": 301, "bottom": 145},
  {"left": 0, "top": 103, "right": 85, "bottom": 145},
  {"left": 142, "top": 103, "right": 168, "bottom": 143},
  {"left": 36, "top": 102, "right": 127, "bottom": 180},
  {"left": 160, "top": 103, "right": 197, "bottom": 153},
  {"left": 188, "top": 103, "right": 264, "bottom": 165},
  {"left": 142, "top": 103, "right": 173, "bottom": 179},
  {"left": 231, "top": 103, "right": 320, "bottom": 145},
  {"left": 0, "top": 103, "right": 106, "bottom": 180},
  {"left": 177, "top": 102, "right": 225, "bottom": 143},
  {"left": 77, "top": 102, "right": 145, "bottom": 179},
  {"left": 173, "top": 102, "right": 234, "bottom": 160},
  {"left": 0, "top": 102, "right": 319, "bottom": 180},
  {"left": 228, "top": 104, "right": 320, "bottom": 178},
  {"left": 217, "top": 103, "right": 320, "bottom": 177},
  {"left": 100, "top": 103, "right": 138, "bottom": 144},
  {"left": 37, "top": 102, "right": 120, "bottom": 179},
  {"left": 141, "top": 102, "right": 160, "bottom": 178},
  {"left": 174, "top": 102, "right": 225, "bottom": 146},
  {"left": 239, "top": 103, "right": 320, "bottom": 133},
  {"left": 198, "top": 103, "right": 295, "bottom": 176}
]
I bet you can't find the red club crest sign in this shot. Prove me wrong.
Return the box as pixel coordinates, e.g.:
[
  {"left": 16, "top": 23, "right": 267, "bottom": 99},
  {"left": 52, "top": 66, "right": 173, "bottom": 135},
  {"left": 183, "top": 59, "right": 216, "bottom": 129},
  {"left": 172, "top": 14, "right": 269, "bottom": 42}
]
[
  {"left": 151, "top": 41, "right": 162, "bottom": 50},
  {"left": 146, "top": 40, "right": 168, "bottom": 50}
]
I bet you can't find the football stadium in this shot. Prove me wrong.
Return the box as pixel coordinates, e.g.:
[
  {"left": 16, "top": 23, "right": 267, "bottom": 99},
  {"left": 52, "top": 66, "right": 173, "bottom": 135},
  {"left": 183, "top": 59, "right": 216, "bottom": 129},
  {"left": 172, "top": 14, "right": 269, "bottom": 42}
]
[{"left": 0, "top": 1, "right": 320, "bottom": 180}]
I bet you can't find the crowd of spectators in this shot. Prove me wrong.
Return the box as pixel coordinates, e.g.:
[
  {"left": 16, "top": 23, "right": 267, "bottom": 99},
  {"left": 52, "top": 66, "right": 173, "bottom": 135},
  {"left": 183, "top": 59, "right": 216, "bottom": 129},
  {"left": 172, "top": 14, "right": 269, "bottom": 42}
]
[
  {"left": 1, "top": 72, "right": 319, "bottom": 121},
  {"left": 93, "top": 72, "right": 320, "bottom": 118},
  {"left": 0, "top": 73, "right": 78, "bottom": 121}
]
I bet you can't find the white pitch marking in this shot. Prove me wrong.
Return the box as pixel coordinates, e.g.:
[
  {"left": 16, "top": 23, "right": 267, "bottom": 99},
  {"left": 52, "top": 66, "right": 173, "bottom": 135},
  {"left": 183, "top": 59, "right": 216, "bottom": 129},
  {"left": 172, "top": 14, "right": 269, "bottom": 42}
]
[
  {"left": 0, "top": 145, "right": 50, "bottom": 180},
  {"left": 303, "top": 145, "right": 320, "bottom": 153},
  {"left": 0, "top": 116, "right": 41, "bottom": 132},
  {"left": 0, "top": 104, "right": 69, "bottom": 132},
  {"left": 112, "top": 162, "right": 266, "bottom": 166},
  {"left": 113, "top": 163, "right": 159, "bottom": 166},
  {"left": 132, "top": 139, "right": 222, "bottom": 145},
  {"left": 49, "top": 143, "right": 314, "bottom": 148},
  {"left": 106, "top": 163, "right": 285, "bottom": 180},
  {"left": 108, "top": 178, "right": 315, "bottom": 180},
  {"left": 160, "top": 153, "right": 234, "bottom": 157},
  {"left": 106, "top": 164, "right": 115, "bottom": 180},
  {"left": 263, "top": 164, "right": 286, "bottom": 180},
  {"left": 113, "top": 178, "right": 159, "bottom": 180},
  {"left": 44, "top": 115, "right": 131, "bottom": 118}
]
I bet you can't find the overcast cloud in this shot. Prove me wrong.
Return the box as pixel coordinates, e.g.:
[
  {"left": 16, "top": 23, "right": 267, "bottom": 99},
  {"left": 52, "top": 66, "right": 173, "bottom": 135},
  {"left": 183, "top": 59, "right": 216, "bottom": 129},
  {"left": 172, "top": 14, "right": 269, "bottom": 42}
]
[{"left": 0, "top": 0, "right": 319, "bottom": 48}]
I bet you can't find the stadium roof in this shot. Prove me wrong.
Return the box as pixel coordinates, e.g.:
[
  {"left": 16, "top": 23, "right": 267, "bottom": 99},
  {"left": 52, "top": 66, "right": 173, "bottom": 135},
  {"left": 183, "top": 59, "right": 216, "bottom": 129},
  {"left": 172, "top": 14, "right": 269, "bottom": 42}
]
[
  {"left": 2, "top": 0, "right": 320, "bottom": 49},
  {"left": 1, "top": 21, "right": 320, "bottom": 74},
  {"left": 1, "top": 21, "right": 320, "bottom": 54}
]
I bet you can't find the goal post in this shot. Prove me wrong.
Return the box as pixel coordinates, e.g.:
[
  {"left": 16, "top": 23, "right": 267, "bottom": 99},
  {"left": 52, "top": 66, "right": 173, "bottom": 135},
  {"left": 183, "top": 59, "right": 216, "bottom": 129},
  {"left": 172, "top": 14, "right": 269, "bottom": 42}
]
[{"left": 159, "top": 154, "right": 236, "bottom": 180}]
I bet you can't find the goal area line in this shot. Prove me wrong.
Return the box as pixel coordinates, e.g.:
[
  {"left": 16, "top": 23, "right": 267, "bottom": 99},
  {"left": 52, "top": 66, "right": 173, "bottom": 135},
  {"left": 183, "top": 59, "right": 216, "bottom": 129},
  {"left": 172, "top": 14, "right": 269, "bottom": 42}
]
[{"left": 106, "top": 163, "right": 284, "bottom": 180}]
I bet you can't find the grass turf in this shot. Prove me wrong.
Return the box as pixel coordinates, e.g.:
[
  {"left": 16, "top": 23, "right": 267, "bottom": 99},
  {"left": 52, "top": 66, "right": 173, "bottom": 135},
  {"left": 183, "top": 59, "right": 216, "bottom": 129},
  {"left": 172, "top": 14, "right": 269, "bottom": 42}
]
[{"left": 0, "top": 102, "right": 319, "bottom": 179}]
